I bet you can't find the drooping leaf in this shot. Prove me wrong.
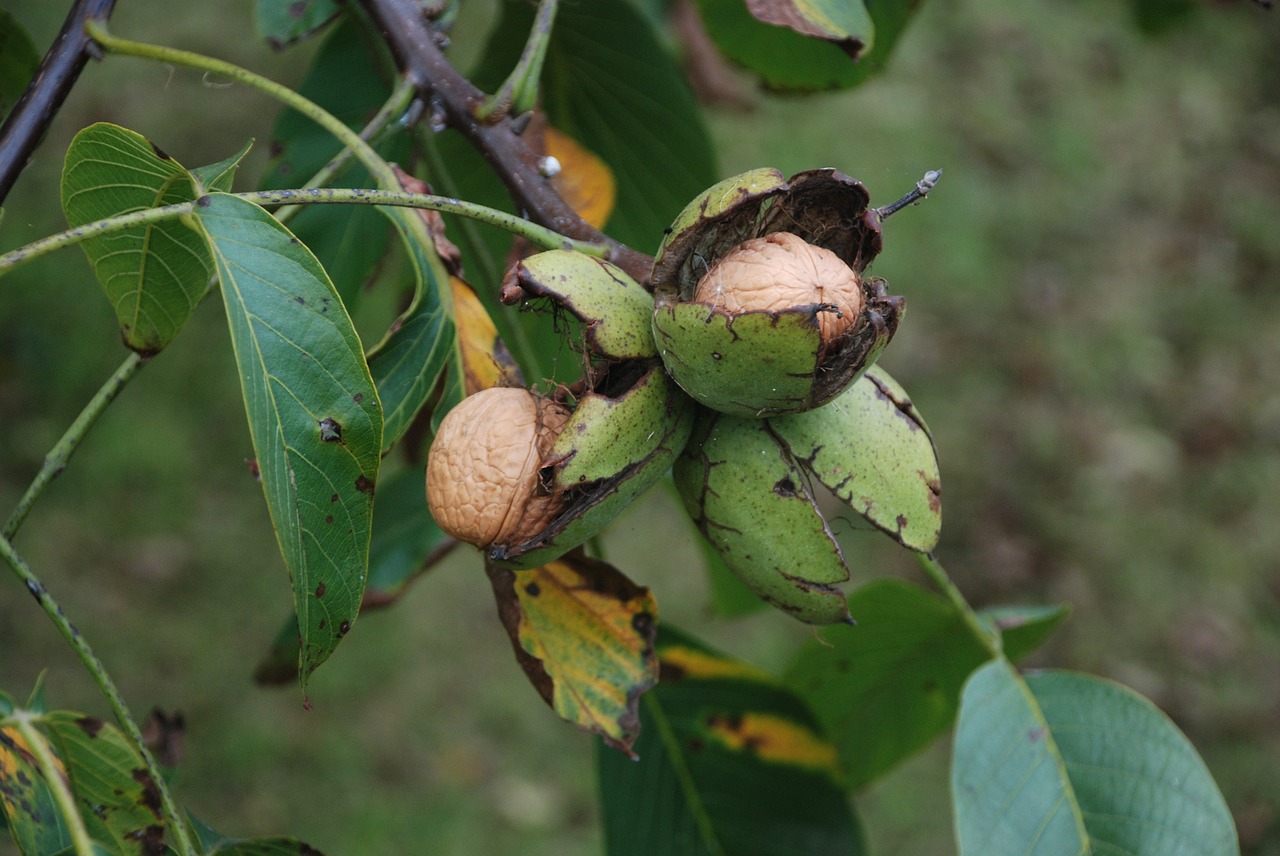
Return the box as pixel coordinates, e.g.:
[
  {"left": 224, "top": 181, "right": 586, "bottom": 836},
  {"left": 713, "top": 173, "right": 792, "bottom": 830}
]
[
  {"left": 60, "top": 123, "right": 215, "bottom": 354},
  {"left": 209, "top": 838, "right": 329, "bottom": 856},
  {"left": 260, "top": 19, "right": 407, "bottom": 307},
  {"left": 39, "top": 713, "right": 168, "bottom": 853},
  {"left": 0, "top": 10, "right": 38, "bottom": 121},
  {"left": 366, "top": 207, "right": 457, "bottom": 451},
  {"left": 696, "top": 0, "right": 920, "bottom": 90},
  {"left": 191, "top": 139, "right": 255, "bottom": 194},
  {"left": 486, "top": 552, "right": 659, "bottom": 754},
  {"left": 0, "top": 724, "right": 70, "bottom": 854},
  {"left": 254, "top": 0, "right": 341, "bottom": 47},
  {"left": 598, "top": 627, "right": 864, "bottom": 856},
  {"left": 952, "top": 660, "right": 1238, "bottom": 856},
  {"left": 744, "top": 0, "right": 874, "bottom": 57},
  {"left": 197, "top": 192, "right": 382, "bottom": 687}
]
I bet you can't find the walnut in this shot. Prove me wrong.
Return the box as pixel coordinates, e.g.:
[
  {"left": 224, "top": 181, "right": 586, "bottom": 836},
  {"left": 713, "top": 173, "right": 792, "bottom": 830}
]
[
  {"left": 425, "top": 387, "right": 572, "bottom": 549},
  {"left": 693, "top": 232, "right": 863, "bottom": 344}
]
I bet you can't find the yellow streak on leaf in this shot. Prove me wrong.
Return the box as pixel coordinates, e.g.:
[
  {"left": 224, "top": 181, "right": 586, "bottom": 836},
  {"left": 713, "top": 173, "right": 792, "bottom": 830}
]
[
  {"left": 659, "top": 645, "right": 772, "bottom": 682},
  {"left": 545, "top": 127, "right": 616, "bottom": 229},
  {"left": 703, "top": 711, "right": 841, "bottom": 777},
  {"left": 0, "top": 725, "right": 67, "bottom": 818}
]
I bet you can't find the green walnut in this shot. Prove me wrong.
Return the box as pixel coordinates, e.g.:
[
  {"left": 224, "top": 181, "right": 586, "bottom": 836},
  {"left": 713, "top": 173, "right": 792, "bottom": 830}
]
[{"left": 652, "top": 168, "right": 903, "bottom": 417}]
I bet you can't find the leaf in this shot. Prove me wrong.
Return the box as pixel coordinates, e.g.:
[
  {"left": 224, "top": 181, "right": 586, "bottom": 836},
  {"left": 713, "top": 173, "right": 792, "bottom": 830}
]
[
  {"left": 450, "top": 276, "right": 521, "bottom": 395},
  {"left": 787, "top": 580, "right": 1068, "bottom": 789},
  {"left": 254, "top": 0, "right": 341, "bottom": 47},
  {"left": 598, "top": 627, "right": 865, "bottom": 856},
  {"left": 260, "top": 19, "right": 407, "bottom": 308},
  {"left": 210, "top": 838, "right": 328, "bottom": 856},
  {"left": 544, "top": 126, "right": 616, "bottom": 229},
  {"left": 696, "top": 0, "right": 920, "bottom": 90},
  {"left": 60, "top": 123, "right": 215, "bottom": 354},
  {"left": 952, "top": 661, "right": 1238, "bottom": 856},
  {"left": 981, "top": 603, "right": 1070, "bottom": 661},
  {"left": 0, "top": 724, "right": 70, "bottom": 854},
  {"left": 486, "top": 552, "right": 659, "bottom": 754},
  {"left": 39, "top": 713, "right": 168, "bottom": 853},
  {"left": 744, "top": 0, "right": 874, "bottom": 57},
  {"left": 366, "top": 209, "right": 457, "bottom": 451},
  {"left": 0, "top": 10, "right": 38, "bottom": 121},
  {"left": 785, "top": 579, "right": 992, "bottom": 788},
  {"left": 196, "top": 192, "right": 382, "bottom": 686},
  {"left": 192, "top": 140, "right": 255, "bottom": 194}
]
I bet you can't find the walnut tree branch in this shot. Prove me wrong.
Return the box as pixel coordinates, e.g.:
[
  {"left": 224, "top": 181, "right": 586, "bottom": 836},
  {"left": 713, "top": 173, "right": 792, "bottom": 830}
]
[
  {"left": 356, "top": 0, "right": 655, "bottom": 284},
  {"left": 0, "top": 0, "right": 118, "bottom": 204}
]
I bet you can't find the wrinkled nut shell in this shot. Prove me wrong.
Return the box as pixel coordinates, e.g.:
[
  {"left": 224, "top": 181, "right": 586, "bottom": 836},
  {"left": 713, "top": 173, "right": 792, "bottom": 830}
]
[
  {"left": 693, "top": 231, "right": 862, "bottom": 342},
  {"left": 426, "top": 387, "right": 572, "bottom": 549}
]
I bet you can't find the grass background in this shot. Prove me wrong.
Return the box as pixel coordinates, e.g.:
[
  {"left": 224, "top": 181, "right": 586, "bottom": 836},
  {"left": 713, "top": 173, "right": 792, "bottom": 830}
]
[{"left": 2, "top": 0, "right": 1278, "bottom": 853}]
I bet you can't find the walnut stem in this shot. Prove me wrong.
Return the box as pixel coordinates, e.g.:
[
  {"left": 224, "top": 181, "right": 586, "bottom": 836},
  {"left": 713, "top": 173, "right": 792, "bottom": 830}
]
[{"left": 876, "top": 169, "right": 942, "bottom": 220}]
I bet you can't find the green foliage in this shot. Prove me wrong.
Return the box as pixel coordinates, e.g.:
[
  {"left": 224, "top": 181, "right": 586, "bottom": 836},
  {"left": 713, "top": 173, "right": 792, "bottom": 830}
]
[
  {"left": 0, "top": 10, "right": 38, "bottom": 121},
  {"left": 953, "top": 660, "right": 1238, "bottom": 856},
  {"left": 60, "top": 123, "right": 217, "bottom": 354},
  {"left": 198, "top": 192, "right": 383, "bottom": 687},
  {"left": 598, "top": 628, "right": 865, "bottom": 856},
  {"left": 0, "top": 0, "right": 1259, "bottom": 854}
]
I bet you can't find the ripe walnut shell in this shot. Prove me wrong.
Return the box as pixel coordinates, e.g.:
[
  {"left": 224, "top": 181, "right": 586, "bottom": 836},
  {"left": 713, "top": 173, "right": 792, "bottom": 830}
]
[
  {"left": 426, "top": 387, "right": 571, "bottom": 549},
  {"left": 693, "top": 232, "right": 863, "bottom": 346}
]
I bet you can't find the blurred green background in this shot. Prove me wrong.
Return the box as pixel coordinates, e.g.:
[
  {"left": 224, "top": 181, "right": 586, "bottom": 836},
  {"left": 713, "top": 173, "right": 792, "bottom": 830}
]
[{"left": 1, "top": 0, "right": 1278, "bottom": 853}]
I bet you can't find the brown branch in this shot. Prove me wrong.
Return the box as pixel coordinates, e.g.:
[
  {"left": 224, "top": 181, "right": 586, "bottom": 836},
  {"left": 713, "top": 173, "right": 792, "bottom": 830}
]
[
  {"left": 0, "top": 0, "right": 118, "bottom": 204},
  {"left": 356, "top": 0, "right": 654, "bottom": 284}
]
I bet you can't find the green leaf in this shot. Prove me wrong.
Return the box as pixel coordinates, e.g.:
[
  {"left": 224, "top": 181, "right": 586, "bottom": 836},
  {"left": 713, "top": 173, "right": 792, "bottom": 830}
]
[
  {"left": 486, "top": 0, "right": 718, "bottom": 253},
  {"left": 366, "top": 465, "right": 450, "bottom": 599},
  {"left": 952, "top": 661, "right": 1238, "bottom": 856},
  {"left": 786, "top": 579, "right": 991, "bottom": 788},
  {"left": 598, "top": 627, "right": 864, "bottom": 856},
  {"left": 260, "top": 20, "right": 407, "bottom": 308},
  {"left": 366, "top": 210, "right": 456, "bottom": 452},
  {"left": 197, "top": 192, "right": 382, "bottom": 686},
  {"left": 39, "top": 713, "right": 168, "bottom": 853},
  {"left": 191, "top": 139, "right": 255, "bottom": 193},
  {"left": 744, "top": 0, "right": 874, "bottom": 54},
  {"left": 0, "top": 10, "right": 38, "bottom": 121},
  {"left": 60, "top": 123, "right": 215, "bottom": 354},
  {"left": 982, "top": 602, "right": 1070, "bottom": 661},
  {"left": 697, "top": 0, "right": 920, "bottom": 90},
  {"left": 0, "top": 723, "right": 71, "bottom": 854},
  {"left": 254, "top": 0, "right": 341, "bottom": 47}
]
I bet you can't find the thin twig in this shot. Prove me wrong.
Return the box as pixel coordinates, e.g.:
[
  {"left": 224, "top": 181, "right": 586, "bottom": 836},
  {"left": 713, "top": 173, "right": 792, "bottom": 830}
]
[
  {"left": 0, "top": 0, "right": 118, "bottom": 203},
  {"left": 358, "top": 0, "right": 654, "bottom": 284},
  {"left": 916, "top": 552, "right": 1002, "bottom": 658},
  {"left": 876, "top": 169, "right": 942, "bottom": 220}
]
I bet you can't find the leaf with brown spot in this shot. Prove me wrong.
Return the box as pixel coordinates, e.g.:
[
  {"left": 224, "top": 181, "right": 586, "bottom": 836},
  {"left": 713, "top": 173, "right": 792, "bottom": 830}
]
[
  {"left": 486, "top": 552, "right": 658, "bottom": 754},
  {"left": 39, "top": 711, "right": 173, "bottom": 853},
  {"left": 0, "top": 725, "right": 68, "bottom": 854},
  {"left": 745, "top": 0, "right": 873, "bottom": 58},
  {"left": 545, "top": 126, "right": 617, "bottom": 229}
]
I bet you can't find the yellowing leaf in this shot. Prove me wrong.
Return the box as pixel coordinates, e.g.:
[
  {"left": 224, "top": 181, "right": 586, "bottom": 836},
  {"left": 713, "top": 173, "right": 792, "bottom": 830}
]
[
  {"left": 450, "top": 276, "right": 521, "bottom": 395},
  {"left": 487, "top": 552, "right": 658, "bottom": 754},
  {"left": 545, "top": 126, "right": 616, "bottom": 229},
  {"left": 703, "top": 711, "right": 841, "bottom": 777},
  {"left": 659, "top": 644, "right": 772, "bottom": 683}
]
